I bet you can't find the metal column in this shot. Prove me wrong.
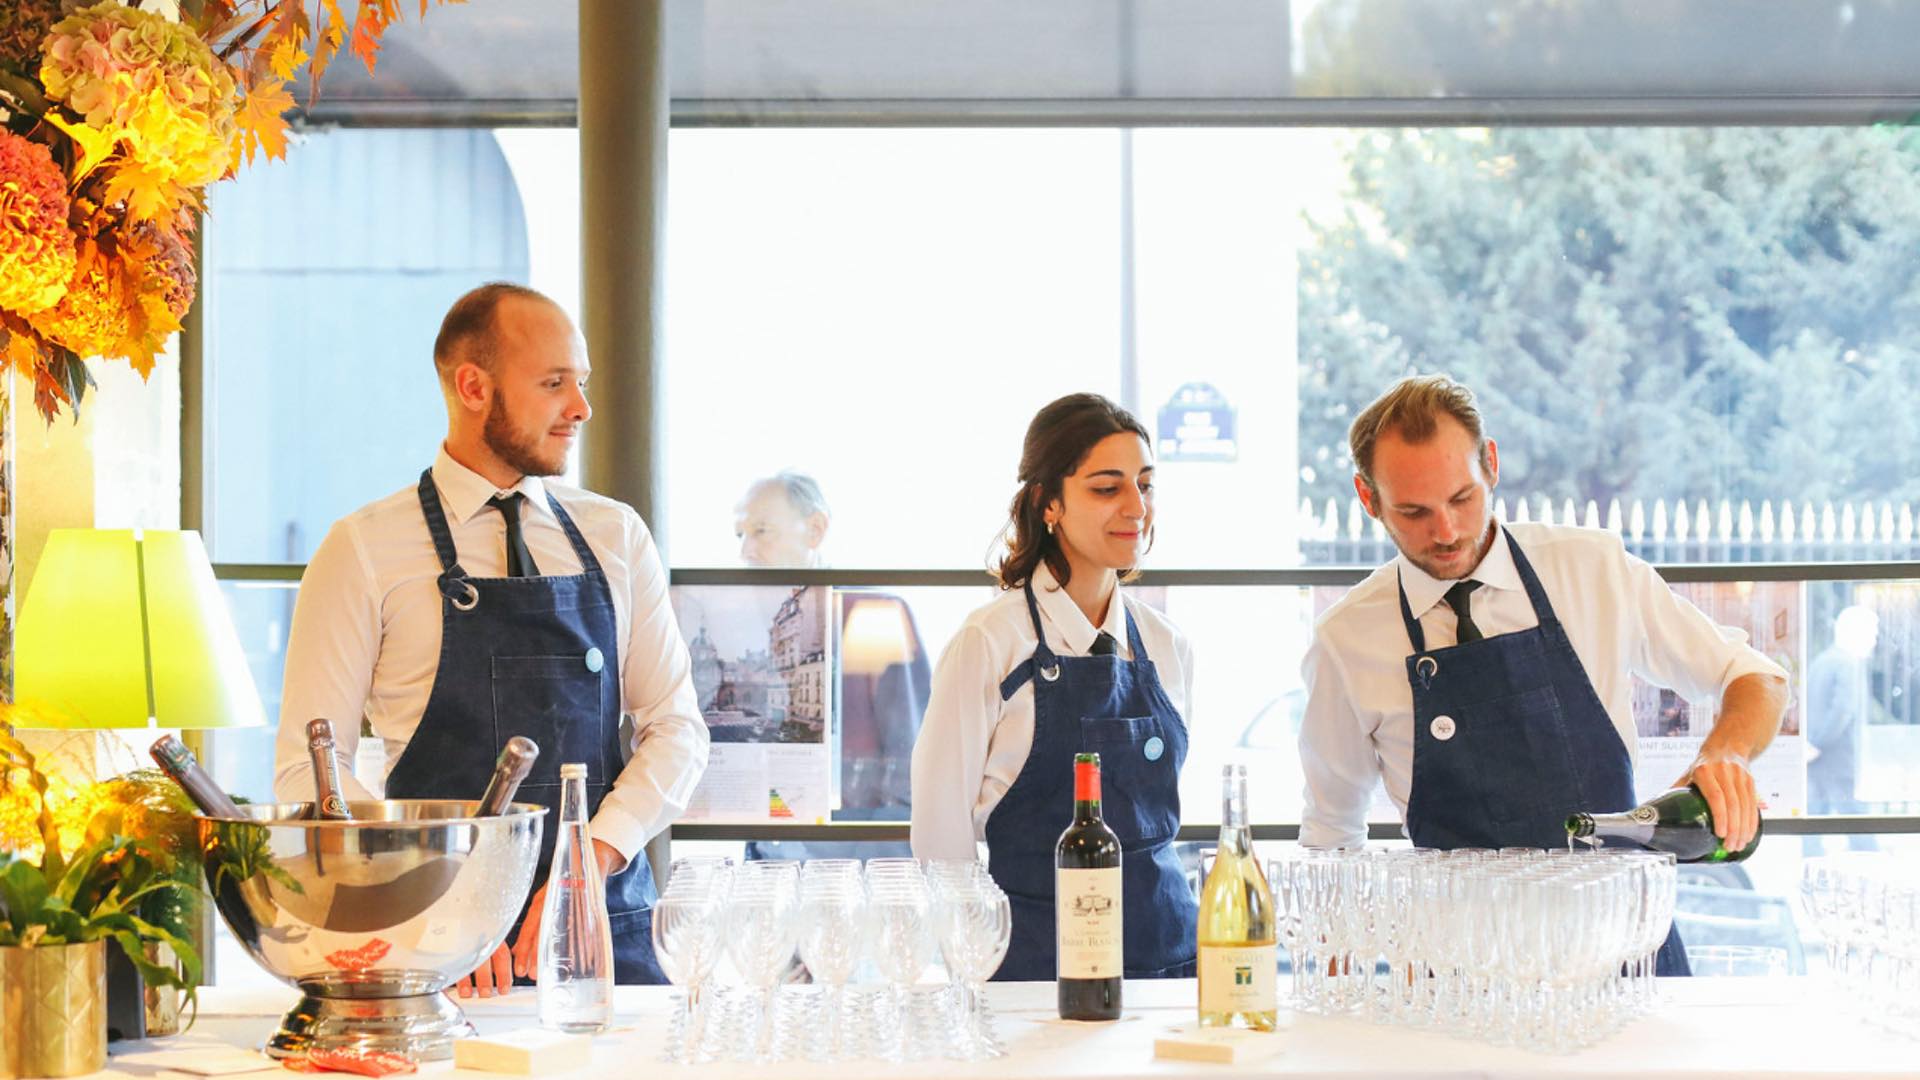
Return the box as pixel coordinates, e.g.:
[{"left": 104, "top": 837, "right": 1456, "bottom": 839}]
[{"left": 578, "top": 0, "right": 673, "bottom": 888}]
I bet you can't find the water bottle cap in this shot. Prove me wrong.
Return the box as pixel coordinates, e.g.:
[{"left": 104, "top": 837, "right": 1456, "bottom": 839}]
[{"left": 559, "top": 762, "right": 587, "bottom": 779}]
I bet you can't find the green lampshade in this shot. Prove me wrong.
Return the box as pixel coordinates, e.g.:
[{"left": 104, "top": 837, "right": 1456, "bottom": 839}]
[{"left": 15, "top": 529, "right": 265, "bottom": 730}]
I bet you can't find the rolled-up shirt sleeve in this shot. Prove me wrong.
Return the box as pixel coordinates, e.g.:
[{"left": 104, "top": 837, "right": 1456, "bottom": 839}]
[
  {"left": 592, "top": 513, "right": 709, "bottom": 866},
  {"left": 274, "top": 520, "right": 379, "bottom": 805},
  {"left": 1298, "top": 631, "right": 1378, "bottom": 850},
  {"left": 911, "top": 625, "right": 1000, "bottom": 862},
  {"left": 1623, "top": 546, "right": 1789, "bottom": 700}
]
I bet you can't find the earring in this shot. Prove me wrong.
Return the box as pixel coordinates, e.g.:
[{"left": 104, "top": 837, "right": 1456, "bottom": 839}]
[{"left": 1045, "top": 520, "right": 1055, "bottom": 536}]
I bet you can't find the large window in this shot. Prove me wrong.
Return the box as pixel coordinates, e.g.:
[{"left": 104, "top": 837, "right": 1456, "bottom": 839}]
[{"left": 190, "top": 0, "right": 1920, "bottom": 983}]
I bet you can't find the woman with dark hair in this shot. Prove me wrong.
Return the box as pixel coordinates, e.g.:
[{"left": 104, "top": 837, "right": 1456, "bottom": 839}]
[{"left": 910, "top": 392, "right": 1198, "bottom": 982}]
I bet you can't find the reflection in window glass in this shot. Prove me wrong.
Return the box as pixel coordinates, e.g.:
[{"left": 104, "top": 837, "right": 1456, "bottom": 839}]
[
  {"left": 665, "top": 127, "right": 1920, "bottom": 569},
  {"left": 203, "top": 128, "right": 533, "bottom": 565},
  {"left": 209, "top": 581, "right": 296, "bottom": 804}
]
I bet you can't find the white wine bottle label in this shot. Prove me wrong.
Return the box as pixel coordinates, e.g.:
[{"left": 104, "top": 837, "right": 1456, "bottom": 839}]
[
  {"left": 1198, "top": 943, "right": 1277, "bottom": 1013},
  {"left": 1056, "top": 867, "right": 1123, "bottom": 978}
]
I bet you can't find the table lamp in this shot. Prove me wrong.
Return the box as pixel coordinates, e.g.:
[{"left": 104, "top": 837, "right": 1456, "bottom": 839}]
[{"left": 14, "top": 528, "right": 265, "bottom": 730}]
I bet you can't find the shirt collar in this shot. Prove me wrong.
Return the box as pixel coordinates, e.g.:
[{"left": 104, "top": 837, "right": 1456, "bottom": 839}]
[
  {"left": 432, "top": 446, "right": 552, "bottom": 527},
  {"left": 1394, "top": 520, "right": 1521, "bottom": 619},
  {"left": 1031, "top": 562, "right": 1130, "bottom": 657}
]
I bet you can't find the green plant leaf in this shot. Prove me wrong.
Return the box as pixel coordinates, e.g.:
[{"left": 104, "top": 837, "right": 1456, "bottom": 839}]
[{"left": 0, "top": 856, "right": 50, "bottom": 932}]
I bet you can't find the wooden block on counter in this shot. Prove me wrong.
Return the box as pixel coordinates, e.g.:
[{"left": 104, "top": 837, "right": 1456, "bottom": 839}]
[
  {"left": 1153, "top": 1024, "right": 1286, "bottom": 1065},
  {"left": 452, "top": 1028, "right": 593, "bottom": 1074}
]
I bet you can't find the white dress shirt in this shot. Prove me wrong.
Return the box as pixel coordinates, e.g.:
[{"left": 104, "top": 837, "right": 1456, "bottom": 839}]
[
  {"left": 1298, "top": 521, "right": 1787, "bottom": 851},
  {"left": 910, "top": 564, "right": 1195, "bottom": 861},
  {"left": 274, "top": 448, "right": 709, "bottom": 864}
]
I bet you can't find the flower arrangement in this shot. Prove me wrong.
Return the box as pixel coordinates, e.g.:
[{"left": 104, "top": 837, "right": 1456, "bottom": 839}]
[
  {"left": 0, "top": 723, "right": 203, "bottom": 1018},
  {"left": 0, "top": 0, "right": 458, "bottom": 423}
]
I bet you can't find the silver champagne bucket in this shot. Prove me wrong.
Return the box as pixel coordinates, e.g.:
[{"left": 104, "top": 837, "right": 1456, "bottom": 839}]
[{"left": 198, "top": 800, "right": 545, "bottom": 1061}]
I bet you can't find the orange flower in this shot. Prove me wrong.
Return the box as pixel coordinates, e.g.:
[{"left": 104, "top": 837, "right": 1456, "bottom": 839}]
[
  {"left": 0, "top": 131, "right": 78, "bottom": 317},
  {"left": 28, "top": 238, "right": 132, "bottom": 361}
]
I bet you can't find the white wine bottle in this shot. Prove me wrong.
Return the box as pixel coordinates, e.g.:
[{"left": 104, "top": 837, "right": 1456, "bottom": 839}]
[{"left": 1196, "top": 763, "right": 1277, "bottom": 1031}]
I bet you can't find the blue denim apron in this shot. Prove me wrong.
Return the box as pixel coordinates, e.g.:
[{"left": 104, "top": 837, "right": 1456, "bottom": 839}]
[
  {"left": 1398, "top": 529, "right": 1690, "bottom": 976},
  {"left": 985, "top": 584, "right": 1198, "bottom": 981},
  {"left": 384, "top": 470, "right": 664, "bottom": 983}
]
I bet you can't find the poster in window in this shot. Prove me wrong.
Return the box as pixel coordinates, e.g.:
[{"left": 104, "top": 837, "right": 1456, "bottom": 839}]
[
  {"left": 1630, "top": 580, "right": 1806, "bottom": 815},
  {"left": 670, "top": 585, "right": 832, "bottom": 823}
]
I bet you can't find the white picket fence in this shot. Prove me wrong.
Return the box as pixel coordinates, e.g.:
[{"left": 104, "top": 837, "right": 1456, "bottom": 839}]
[{"left": 1297, "top": 494, "right": 1920, "bottom": 562}]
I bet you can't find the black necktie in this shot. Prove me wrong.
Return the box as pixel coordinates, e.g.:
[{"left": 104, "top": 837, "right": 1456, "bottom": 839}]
[
  {"left": 1090, "top": 630, "right": 1120, "bottom": 656},
  {"left": 487, "top": 493, "right": 539, "bottom": 577},
  {"left": 1443, "top": 580, "right": 1483, "bottom": 644}
]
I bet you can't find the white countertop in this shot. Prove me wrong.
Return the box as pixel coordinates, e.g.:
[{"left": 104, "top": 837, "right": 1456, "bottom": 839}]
[{"left": 98, "top": 977, "right": 1919, "bottom": 1080}]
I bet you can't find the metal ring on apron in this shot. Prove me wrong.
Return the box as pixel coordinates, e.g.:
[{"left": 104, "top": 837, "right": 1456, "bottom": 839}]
[
  {"left": 1039, "top": 663, "right": 1061, "bottom": 682},
  {"left": 450, "top": 580, "right": 480, "bottom": 611},
  {"left": 1416, "top": 655, "right": 1438, "bottom": 685}
]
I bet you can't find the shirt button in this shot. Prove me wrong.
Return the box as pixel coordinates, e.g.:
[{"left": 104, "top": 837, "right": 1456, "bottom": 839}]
[
  {"left": 1144, "top": 736, "right": 1165, "bottom": 762},
  {"left": 1430, "top": 715, "right": 1457, "bottom": 742},
  {"left": 584, "top": 647, "right": 605, "bottom": 674}
]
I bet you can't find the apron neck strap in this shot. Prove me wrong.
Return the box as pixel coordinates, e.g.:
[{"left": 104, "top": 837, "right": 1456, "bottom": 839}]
[
  {"left": 544, "top": 491, "right": 604, "bottom": 576},
  {"left": 417, "top": 469, "right": 463, "bottom": 573},
  {"left": 1501, "top": 528, "right": 1558, "bottom": 628},
  {"left": 1122, "top": 599, "right": 1149, "bottom": 661},
  {"left": 1021, "top": 581, "right": 1054, "bottom": 659},
  {"left": 1395, "top": 566, "right": 1428, "bottom": 655}
]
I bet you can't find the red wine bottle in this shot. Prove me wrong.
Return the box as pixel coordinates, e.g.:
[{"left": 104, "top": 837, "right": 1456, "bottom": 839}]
[{"left": 1055, "top": 752, "right": 1122, "bottom": 1021}]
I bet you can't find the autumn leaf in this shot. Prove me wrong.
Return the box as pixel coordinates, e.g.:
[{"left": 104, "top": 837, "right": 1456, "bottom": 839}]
[
  {"left": 45, "top": 114, "right": 122, "bottom": 184},
  {"left": 309, "top": 0, "right": 348, "bottom": 100},
  {"left": 267, "top": 35, "right": 309, "bottom": 82},
  {"left": 102, "top": 160, "right": 190, "bottom": 224},
  {"left": 0, "top": 315, "right": 48, "bottom": 376},
  {"left": 348, "top": 0, "right": 394, "bottom": 74},
  {"left": 232, "top": 78, "right": 294, "bottom": 165}
]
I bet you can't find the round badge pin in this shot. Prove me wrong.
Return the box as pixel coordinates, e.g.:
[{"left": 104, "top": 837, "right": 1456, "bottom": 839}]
[
  {"left": 584, "top": 647, "right": 605, "bottom": 674},
  {"left": 1430, "top": 714, "right": 1456, "bottom": 741},
  {"left": 1144, "top": 735, "right": 1165, "bottom": 762}
]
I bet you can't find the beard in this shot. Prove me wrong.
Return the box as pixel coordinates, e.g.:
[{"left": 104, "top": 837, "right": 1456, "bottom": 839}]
[
  {"left": 1395, "top": 515, "right": 1497, "bottom": 580},
  {"left": 484, "top": 393, "right": 566, "bottom": 477}
]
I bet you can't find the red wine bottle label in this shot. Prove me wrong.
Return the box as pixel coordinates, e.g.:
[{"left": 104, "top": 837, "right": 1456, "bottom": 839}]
[
  {"left": 1199, "top": 943, "right": 1277, "bottom": 1014},
  {"left": 1056, "top": 867, "right": 1122, "bottom": 978}
]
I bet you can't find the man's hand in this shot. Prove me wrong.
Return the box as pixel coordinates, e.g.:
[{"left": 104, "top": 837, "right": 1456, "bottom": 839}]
[
  {"left": 453, "top": 941, "right": 514, "bottom": 999},
  {"left": 508, "top": 838, "right": 627, "bottom": 981},
  {"left": 1675, "top": 751, "right": 1760, "bottom": 855}
]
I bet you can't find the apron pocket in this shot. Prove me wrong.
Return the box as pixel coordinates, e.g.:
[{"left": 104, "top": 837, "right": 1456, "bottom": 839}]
[
  {"left": 1078, "top": 716, "right": 1180, "bottom": 848},
  {"left": 1465, "top": 685, "right": 1582, "bottom": 835},
  {"left": 492, "top": 655, "right": 609, "bottom": 787}
]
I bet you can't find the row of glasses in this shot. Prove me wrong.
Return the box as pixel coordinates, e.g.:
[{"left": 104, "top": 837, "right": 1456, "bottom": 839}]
[
  {"left": 1267, "top": 846, "right": 1676, "bottom": 1054},
  {"left": 1801, "top": 852, "right": 1920, "bottom": 1039},
  {"left": 653, "top": 856, "right": 1010, "bottom": 1063}
]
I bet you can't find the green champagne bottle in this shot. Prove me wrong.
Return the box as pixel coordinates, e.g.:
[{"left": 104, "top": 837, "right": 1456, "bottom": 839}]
[{"left": 1564, "top": 784, "right": 1761, "bottom": 863}]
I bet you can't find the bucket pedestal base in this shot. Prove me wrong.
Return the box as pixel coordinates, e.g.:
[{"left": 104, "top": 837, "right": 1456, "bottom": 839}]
[{"left": 265, "top": 990, "right": 475, "bottom": 1062}]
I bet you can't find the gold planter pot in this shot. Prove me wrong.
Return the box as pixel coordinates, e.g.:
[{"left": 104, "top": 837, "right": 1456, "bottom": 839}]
[{"left": 0, "top": 940, "right": 107, "bottom": 1079}]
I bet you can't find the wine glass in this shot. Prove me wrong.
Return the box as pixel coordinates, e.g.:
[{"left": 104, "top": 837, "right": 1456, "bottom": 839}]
[
  {"left": 934, "top": 882, "right": 1012, "bottom": 1059},
  {"left": 869, "top": 878, "right": 935, "bottom": 1061},
  {"left": 726, "top": 878, "right": 800, "bottom": 1061},
  {"left": 797, "top": 878, "right": 868, "bottom": 1060},
  {"left": 652, "top": 891, "right": 729, "bottom": 1062}
]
